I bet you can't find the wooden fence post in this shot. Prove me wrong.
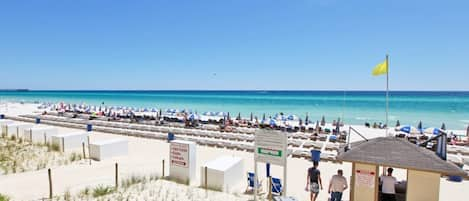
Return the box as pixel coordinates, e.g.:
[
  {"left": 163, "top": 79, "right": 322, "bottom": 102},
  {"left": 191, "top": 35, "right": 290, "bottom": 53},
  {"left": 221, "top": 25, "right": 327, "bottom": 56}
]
[
  {"left": 48, "top": 168, "right": 53, "bottom": 199},
  {"left": 82, "top": 142, "right": 86, "bottom": 159},
  {"left": 115, "top": 163, "right": 119, "bottom": 189},
  {"left": 87, "top": 136, "right": 91, "bottom": 165},
  {"left": 162, "top": 159, "right": 165, "bottom": 177},
  {"left": 205, "top": 166, "right": 208, "bottom": 190}
]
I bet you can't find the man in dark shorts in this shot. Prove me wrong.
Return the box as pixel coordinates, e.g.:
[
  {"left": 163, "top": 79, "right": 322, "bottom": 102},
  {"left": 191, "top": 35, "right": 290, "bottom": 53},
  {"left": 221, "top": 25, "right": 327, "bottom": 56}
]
[{"left": 306, "top": 161, "right": 323, "bottom": 201}]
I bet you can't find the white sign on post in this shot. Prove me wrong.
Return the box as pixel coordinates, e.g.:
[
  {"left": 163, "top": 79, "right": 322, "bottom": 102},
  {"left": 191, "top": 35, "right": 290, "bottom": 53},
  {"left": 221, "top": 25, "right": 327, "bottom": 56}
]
[
  {"left": 254, "top": 130, "right": 288, "bottom": 200},
  {"left": 169, "top": 140, "right": 196, "bottom": 185},
  {"left": 255, "top": 130, "right": 287, "bottom": 166},
  {"left": 171, "top": 142, "right": 189, "bottom": 167}
]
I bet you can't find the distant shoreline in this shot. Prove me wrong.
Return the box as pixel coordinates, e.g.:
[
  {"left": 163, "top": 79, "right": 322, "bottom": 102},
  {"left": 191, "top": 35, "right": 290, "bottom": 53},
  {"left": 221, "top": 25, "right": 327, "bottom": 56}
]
[
  {"left": 1, "top": 89, "right": 469, "bottom": 93},
  {"left": 0, "top": 89, "right": 29, "bottom": 92}
]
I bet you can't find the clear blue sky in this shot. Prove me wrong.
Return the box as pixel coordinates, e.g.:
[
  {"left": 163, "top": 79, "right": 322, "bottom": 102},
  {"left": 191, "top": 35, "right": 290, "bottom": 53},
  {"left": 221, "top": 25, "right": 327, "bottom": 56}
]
[{"left": 1, "top": 0, "right": 468, "bottom": 90}]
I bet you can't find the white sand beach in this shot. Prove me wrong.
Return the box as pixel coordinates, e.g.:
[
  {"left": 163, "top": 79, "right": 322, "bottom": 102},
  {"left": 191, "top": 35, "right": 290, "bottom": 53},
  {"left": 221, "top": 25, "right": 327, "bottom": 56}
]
[{"left": 0, "top": 103, "right": 468, "bottom": 201}]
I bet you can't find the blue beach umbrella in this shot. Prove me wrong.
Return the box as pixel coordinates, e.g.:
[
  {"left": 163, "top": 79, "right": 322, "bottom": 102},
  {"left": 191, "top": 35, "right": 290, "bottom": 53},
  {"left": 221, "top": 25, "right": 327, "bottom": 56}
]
[
  {"left": 399, "top": 125, "right": 411, "bottom": 133},
  {"left": 336, "top": 118, "right": 340, "bottom": 133},
  {"left": 399, "top": 125, "right": 419, "bottom": 134},
  {"left": 287, "top": 115, "right": 298, "bottom": 121},
  {"left": 203, "top": 111, "right": 213, "bottom": 116},
  {"left": 270, "top": 119, "right": 277, "bottom": 126},
  {"left": 188, "top": 113, "right": 200, "bottom": 121},
  {"left": 441, "top": 123, "right": 446, "bottom": 130},
  {"left": 424, "top": 127, "right": 441, "bottom": 135}
]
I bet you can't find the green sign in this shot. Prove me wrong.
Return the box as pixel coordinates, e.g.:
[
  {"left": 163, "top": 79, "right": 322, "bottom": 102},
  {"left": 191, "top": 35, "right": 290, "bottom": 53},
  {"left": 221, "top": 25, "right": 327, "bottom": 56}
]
[{"left": 257, "top": 148, "right": 282, "bottom": 157}]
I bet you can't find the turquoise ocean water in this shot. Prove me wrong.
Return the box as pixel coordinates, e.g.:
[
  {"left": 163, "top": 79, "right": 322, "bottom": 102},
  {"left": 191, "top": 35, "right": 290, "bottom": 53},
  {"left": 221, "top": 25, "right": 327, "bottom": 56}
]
[{"left": 0, "top": 91, "right": 468, "bottom": 130}]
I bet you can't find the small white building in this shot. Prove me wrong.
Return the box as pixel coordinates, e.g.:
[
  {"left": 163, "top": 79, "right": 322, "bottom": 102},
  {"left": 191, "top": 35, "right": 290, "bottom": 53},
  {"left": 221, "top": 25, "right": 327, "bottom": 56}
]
[
  {"left": 51, "top": 132, "right": 89, "bottom": 152},
  {"left": 89, "top": 138, "right": 128, "bottom": 161},
  {"left": 23, "top": 126, "right": 58, "bottom": 144},
  {"left": 200, "top": 156, "right": 244, "bottom": 192}
]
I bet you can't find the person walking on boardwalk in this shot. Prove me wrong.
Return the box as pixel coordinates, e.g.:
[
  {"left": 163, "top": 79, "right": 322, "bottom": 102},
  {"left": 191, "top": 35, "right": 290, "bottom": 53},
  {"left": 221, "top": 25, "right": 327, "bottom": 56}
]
[
  {"left": 328, "top": 169, "right": 348, "bottom": 201},
  {"left": 306, "top": 161, "right": 322, "bottom": 201}
]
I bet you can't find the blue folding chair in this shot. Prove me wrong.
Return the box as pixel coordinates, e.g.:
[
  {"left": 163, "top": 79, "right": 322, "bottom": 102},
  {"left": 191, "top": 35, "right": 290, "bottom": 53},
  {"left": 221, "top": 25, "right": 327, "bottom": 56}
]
[
  {"left": 246, "top": 172, "right": 262, "bottom": 193},
  {"left": 271, "top": 177, "right": 283, "bottom": 195}
]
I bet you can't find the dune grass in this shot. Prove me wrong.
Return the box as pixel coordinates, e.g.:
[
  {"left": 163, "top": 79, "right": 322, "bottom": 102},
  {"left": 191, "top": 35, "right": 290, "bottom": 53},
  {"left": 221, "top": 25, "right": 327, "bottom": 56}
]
[
  {"left": 0, "top": 136, "right": 83, "bottom": 175},
  {"left": 92, "top": 185, "right": 115, "bottom": 198},
  {"left": 57, "top": 174, "right": 251, "bottom": 201},
  {"left": 0, "top": 193, "right": 10, "bottom": 201}
]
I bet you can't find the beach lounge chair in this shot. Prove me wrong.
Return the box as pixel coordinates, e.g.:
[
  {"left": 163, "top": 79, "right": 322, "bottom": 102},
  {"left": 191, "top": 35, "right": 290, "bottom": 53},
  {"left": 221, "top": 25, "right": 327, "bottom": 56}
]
[
  {"left": 271, "top": 177, "right": 283, "bottom": 195},
  {"left": 246, "top": 172, "right": 263, "bottom": 193}
]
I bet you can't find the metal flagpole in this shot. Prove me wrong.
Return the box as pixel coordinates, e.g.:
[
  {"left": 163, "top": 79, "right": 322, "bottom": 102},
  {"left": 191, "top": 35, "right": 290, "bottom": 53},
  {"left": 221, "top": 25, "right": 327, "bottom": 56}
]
[{"left": 386, "top": 55, "right": 389, "bottom": 136}]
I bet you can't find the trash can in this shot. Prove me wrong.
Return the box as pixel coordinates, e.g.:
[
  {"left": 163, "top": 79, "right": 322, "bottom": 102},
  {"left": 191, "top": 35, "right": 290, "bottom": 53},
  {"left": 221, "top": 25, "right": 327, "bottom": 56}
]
[
  {"left": 449, "top": 163, "right": 464, "bottom": 182},
  {"left": 35, "top": 117, "right": 41, "bottom": 124},
  {"left": 448, "top": 175, "right": 462, "bottom": 182},
  {"left": 311, "top": 150, "right": 321, "bottom": 162},
  {"left": 0, "top": 114, "right": 4, "bottom": 119},
  {"left": 167, "top": 132, "right": 174, "bottom": 142},
  {"left": 87, "top": 124, "right": 93, "bottom": 132},
  {"left": 329, "top": 135, "right": 337, "bottom": 141}
]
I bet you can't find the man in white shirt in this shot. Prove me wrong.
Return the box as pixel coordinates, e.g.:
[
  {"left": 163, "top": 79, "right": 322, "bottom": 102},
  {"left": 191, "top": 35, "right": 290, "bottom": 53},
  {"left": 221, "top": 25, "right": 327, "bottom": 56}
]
[
  {"left": 328, "top": 169, "right": 348, "bottom": 201},
  {"left": 380, "top": 167, "right": 397, "bottom": 201}
]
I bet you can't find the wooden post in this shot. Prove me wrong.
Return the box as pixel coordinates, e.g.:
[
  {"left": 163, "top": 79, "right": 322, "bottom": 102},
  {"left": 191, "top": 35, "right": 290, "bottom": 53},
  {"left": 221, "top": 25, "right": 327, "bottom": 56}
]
[
  {"left": 268, "top": 176, "right": 272, "bottom": 201},
  {"left": 204, "top": 166, "right": 208, "bottom": 190},
  {"left": 115, "top": 163, "right": 119, "bottom": 189},
  {"left": 162, "top": 159, "right": 165, "bottom": 177},
  {"left": 44, "top": 133, "right": 47, "bottom": 145},
  {"left": 350, "top": 163, "right": 356, "bottom": 201},
  {"left": 48, "top": 168, "right": 53, "bottom": 199},
  {"left": 82, "top": 142, "right": 86, "bottom": 159},
  {"left": 374, "top": 165, "right": 379, "bottom": 201},
  {"left": 61, "top": 138, "right": 65, "bottom": 152},
  {"left": 87, "top": 136, "right": 91, "bottom": 165}
]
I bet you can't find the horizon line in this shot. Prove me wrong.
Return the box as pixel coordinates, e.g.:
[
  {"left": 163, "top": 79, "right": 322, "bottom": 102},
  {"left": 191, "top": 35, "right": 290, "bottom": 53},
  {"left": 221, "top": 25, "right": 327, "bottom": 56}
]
[{"left": 1, "top": 89, "right": 469, "bottom": 92}]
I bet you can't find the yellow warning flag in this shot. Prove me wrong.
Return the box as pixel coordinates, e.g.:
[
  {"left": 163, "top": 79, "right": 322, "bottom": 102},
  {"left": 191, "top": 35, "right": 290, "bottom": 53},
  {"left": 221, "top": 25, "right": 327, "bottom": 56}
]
[{"left": 372, "top": 59, "right": 388, "bottom": 76}]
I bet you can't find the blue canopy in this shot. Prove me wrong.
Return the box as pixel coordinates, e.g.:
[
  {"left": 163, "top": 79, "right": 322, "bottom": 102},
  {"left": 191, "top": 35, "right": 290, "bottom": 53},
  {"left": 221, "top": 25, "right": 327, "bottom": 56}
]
[
  {"left": 203, "top": 111, "right": 215, "bottom": 116},
  {"left": 270, "top": 119, "right": 277, "bottom": 126},
  {"left": 166, "top": 109, "right": 177, "bottom": 113},
  {"left": 188, "top": 113, "right": 200, "bottom": 120}
]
